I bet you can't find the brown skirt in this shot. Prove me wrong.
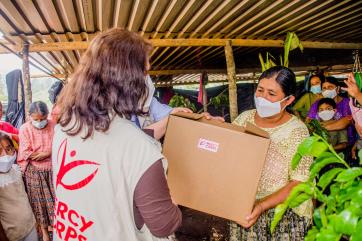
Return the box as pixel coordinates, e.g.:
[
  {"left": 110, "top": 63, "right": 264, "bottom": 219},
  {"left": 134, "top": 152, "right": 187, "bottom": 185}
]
[{"left": 24, "top": 164, "right": 55, "bottom": 226}]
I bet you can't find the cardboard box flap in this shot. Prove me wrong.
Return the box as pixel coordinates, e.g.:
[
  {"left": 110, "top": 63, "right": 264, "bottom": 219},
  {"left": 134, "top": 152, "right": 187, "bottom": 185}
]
[
  {"left": 244, "top": 122, "right": 269, "bottom": 138},
  {"left": 172, "top": 112, "right": 204, "bottom": 120},
  {"left": 172, "top": 113, "right": 269, "bottom": 138}
]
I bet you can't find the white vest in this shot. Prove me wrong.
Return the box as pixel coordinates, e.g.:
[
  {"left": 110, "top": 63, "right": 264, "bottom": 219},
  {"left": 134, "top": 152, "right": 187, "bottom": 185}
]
[{"left": 52, "top": 117, "right": 171, "bottom": 241}]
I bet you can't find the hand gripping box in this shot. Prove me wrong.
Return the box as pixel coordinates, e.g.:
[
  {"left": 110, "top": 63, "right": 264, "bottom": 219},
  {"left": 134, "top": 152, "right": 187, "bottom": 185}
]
[{"left": 163, "top": 112, "right": 270, "bottom": 226}]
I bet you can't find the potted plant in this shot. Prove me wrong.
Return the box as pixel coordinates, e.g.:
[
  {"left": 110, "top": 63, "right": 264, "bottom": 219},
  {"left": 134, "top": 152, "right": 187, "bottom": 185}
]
[{"left": 271, "top": 134, "right": 362, "bottom": 240}]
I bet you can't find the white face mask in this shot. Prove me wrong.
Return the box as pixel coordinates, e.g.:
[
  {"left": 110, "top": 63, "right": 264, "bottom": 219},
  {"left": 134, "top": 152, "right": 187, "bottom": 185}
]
[
  {"left": 318, "top": 110, "right": 335, "bottom": 121},
  {"left": 0, "top": 153, "right": 16, "bottom": 173},
  {"left": 32, "top": 119, "right": 48, "bottom": 129},
  {"left": 322, "top": 88, "right": 337, "bottom": 99},
  {"left": 254, "top": 95, "right": 290, "bottom": 118},
  {"left": 143, "top": 75, "right": 155, "bottom": 112}
]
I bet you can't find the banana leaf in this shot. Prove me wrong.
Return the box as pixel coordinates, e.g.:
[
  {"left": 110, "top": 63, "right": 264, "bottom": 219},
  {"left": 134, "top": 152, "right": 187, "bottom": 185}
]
[
  {"left": 354, "top": 72, "right": 362, "bottom": 91},
  {"left": 284, "top": 32, "right": 303, "bottom": 67}
]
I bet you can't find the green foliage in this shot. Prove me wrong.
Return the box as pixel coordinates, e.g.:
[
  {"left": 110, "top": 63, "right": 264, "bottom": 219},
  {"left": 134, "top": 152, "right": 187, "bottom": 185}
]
[
  {"left": 283, "top": 32, "right": 303, "bottom": 68},
  {"left": 259, "top": 32, "right": 303, "bottom": 71},
  {"left": 210, "top": 92, "right": 229, "bottom": 116},
  {"left": 271, "top": 134, "right": 362, "bottom": 240},
  {"left": 259, "top": 52, "right": 277, "bottom": 72},
  {"left": 307, "top": 119, "right": 329, "bottom": 141},
  {"left": 169, "top": 94, "right": 196, "bottom": 112},
  {"left": 354, "top": 72, "right": 362, "bottom": 91},
  {"left": 210, "top": 93, "right": 228, "bottom": 109}
]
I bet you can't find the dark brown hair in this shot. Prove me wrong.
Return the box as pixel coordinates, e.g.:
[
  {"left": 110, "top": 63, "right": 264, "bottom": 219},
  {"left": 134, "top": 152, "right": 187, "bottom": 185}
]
[{"left": 57, "top": 28, "right": 153, "bottom": 139}]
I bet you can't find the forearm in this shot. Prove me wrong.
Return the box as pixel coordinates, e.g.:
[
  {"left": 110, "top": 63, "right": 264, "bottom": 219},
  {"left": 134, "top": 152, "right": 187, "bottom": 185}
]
[
  {"left": 333, "top": 143, "right": 348, "bottom": 152},
  {"left": 258, "top": 181, "right": 300, "bottom": 211},
  {"left": 324, "top": 117, "right": 350, "bottom": 131},
  {"left": 134, "top": 160, "right": 182, "bottom": 237},
  {"left": 144, "top": 117, "right": 168, "bottom": 141}
]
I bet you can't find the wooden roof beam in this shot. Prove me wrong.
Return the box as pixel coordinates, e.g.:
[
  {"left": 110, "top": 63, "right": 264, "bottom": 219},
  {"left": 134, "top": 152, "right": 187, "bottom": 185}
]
[
  {"left": 30, "top": 64, "right": 354, "bottom": 80},
  {"left": 1, "top": 39, "right": 362, "bottom": 54}
]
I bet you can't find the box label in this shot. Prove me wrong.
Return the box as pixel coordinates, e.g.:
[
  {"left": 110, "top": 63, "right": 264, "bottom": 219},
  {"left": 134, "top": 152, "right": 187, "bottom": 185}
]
[{"left": 198, "top": 138, "right": 219, "bottom": 153}]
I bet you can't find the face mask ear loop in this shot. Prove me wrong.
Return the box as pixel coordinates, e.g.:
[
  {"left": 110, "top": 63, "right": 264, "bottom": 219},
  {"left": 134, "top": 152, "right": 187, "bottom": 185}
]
[{"left": 281, "top": 95, "right": 292, "bottom": 111}]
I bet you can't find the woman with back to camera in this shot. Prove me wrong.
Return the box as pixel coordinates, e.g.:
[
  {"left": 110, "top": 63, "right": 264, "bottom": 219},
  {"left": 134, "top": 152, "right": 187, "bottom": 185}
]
[{"left": 52, "top": 28, "right": 181, "bottom": 241}]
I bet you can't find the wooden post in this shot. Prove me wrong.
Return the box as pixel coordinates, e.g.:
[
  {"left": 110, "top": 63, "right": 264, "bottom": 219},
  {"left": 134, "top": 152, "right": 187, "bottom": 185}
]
[
  {"left": 22, "top": 43, "right": 32, "bottom": 118},
  {"left": 225, "top": 40, "right": 238, "bottom": 122},
  {"left": 202, "top": 82, "right": 207, "bottom": 112}
]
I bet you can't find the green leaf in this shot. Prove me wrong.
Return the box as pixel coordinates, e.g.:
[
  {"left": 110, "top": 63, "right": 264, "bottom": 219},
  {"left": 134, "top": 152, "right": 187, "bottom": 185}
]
[
  {"left": 270, "top": 203, "right": 288, "bottom": 233},
  {"left": 351, "top": 189, "right": 362, "bottom": 207},
  {"left": 317, "top": 168, "right": 344, "bottom": 191},
  {"left": 348, "top": 201, "right": 362, "bottom": 217},
  {"left": 337, "top": 183, "right": 361, "bottom": 204},
  {"left": 350, "top": 219, "right": 362, "bottom": 241},
  {"left": 335, "top": 167, "right": 362, "bottom": 182},
  {"left": 316, "top": 226, "right": 340, "bottom": 241},
  {"left": 333, "top": 208, "right": 358, "bottom": 235},
  {"left": 289, "top": 193, "right": 312, "bottom": 208},
  {"left": 297, "top": 136, "right": 328, "bottom": 158},
  {"left": 305, "top": 226, "right": 319, "bottom": 241},
  {"left": 313, "top": 208, "right": 323, "bottom": 229},
  {"left": 309, "top": 155, "right": 342, "bottom": 182},
  {"left": 283, "top": 32, "right": 292, "bottom": 67},
  {"left": 290, "top": 32, "right": 303, "bottom": 51},
  {"left": 259, "top": 53, "right": 266, "bottom": 72},
  {"left": 291, "top": 153, "right": 302, "bottom": 170},
  {"left": 315, "top": 188, "right": 328, "bottom": 203},
  {"left": 320, "top": 205, "right": 328, "bottom": 227}
]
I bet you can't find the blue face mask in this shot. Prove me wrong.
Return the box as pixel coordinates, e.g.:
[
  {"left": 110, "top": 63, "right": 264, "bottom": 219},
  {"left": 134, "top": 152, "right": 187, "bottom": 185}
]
[{"left": 310, "top": 85, "right": 322, "bottom": 94}]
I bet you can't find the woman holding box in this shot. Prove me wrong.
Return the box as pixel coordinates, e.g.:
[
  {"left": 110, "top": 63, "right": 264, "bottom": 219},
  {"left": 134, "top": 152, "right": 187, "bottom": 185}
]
[{"left": 230, "top": 66, "right": 313, "bottom": 241}]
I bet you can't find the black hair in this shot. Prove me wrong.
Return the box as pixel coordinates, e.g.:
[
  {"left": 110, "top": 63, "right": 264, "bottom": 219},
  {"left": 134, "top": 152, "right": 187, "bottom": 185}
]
[
  {"left": 259, "top": 66, "right": 296, "bottom": 97},
  {"left": 307, "top": 74, "right": 324, "bottom": 91},
  {"left": 29, "top": 101, "right": 49, "bottom": 116},
  {"left": 318, "top": 98, "right": 336, "bottom": 109},
  {"left": 49, "top": 81, "right": 64, "bottom": 104},
  {"left": 0, "top": 134, "right": 15, "bottom": 148},
  {"left": 323, "top": 76, "right": 339, "bottom": 87}
]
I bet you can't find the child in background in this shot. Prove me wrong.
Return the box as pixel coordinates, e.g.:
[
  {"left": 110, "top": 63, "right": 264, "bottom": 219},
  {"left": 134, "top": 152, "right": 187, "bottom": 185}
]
[{"left": 318, "top": 98, "right": 348, "bottom": 152}]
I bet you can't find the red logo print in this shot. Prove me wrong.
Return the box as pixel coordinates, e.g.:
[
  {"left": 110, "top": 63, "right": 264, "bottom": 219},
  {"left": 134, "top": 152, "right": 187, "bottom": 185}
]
[{"left": 56, "top": 139, "right": 100, "bottom": 190}]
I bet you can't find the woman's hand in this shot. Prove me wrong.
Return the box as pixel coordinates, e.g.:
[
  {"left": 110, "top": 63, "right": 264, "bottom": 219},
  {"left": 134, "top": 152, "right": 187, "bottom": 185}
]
[
  {"left": 171, "top": 107, "right": 193, "bottom": 115},
  {"left": 239, "top": 202, "right": 264, "bottom": 228},
  {"left": 201, "top": 112, "right": 225, "bottom": 122},
  {"left": 30, "top": 151, "right": 51, "bottom": 161},
  {"left": 342, "top": 73, "right": 361, "bottom": 98}
]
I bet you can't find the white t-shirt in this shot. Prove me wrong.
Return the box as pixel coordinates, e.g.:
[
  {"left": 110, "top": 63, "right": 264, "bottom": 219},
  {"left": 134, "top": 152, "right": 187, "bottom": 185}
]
[{"left": 52, "top": 117, "right": 170, "bottom": 241}]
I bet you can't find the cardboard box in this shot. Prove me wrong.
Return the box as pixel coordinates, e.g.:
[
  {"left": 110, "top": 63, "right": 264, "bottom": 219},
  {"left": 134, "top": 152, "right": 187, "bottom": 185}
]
[{"left": 163, "top": 112, "right": 270, "bottom": 226}]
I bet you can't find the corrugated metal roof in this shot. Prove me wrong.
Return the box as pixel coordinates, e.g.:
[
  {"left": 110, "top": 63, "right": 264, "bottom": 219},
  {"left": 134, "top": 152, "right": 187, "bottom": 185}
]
[{"left": 0, "top": 0, "right": 361, "bottom": 84}]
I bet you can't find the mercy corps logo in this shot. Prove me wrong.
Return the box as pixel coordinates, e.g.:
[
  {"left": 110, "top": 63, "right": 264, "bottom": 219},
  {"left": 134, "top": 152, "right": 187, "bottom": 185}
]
[
  {"left": 54, "top": 139, "right": 100, "bottom": 241},
  {"left": 56, "top": 139, "right": 100, "bottom": 190}
]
